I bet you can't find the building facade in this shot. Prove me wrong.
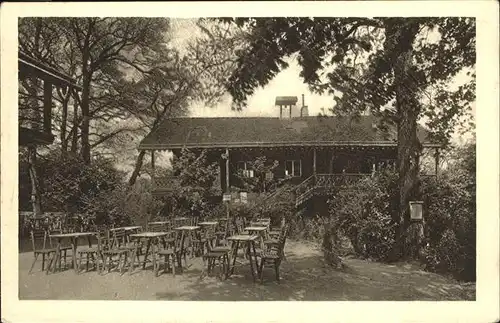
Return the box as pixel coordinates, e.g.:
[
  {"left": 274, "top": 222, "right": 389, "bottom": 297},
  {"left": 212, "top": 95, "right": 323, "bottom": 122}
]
[{"left": 138, "top": 96, "right": 440, "bottom": 209}]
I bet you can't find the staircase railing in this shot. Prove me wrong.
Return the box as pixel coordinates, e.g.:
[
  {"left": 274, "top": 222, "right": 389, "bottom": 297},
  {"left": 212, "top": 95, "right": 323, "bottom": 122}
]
[
  {"left": 294, "top": 175, "right": 316, "bottom": 207},
  {"left": 295, "top": 173, "right": 371, "bottom": 207}
]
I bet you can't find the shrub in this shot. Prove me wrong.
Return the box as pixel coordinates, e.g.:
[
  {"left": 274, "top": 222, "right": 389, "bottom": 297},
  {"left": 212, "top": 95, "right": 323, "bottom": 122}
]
[
  {"left": 170, "top": 148, "right": 219, "bottom": 220},
  {"left": 82, "top": 178, "right": 163, "bottom": 227},
  {"left": 328, "top": 171, "right": 398, "bottom": 261},
  {"left": 420, "top": 142, "right": 476, "bottom": 281},
  {"left": 19, "top": 151, "right": 125, "bottom": 225},
  {"left": 322, "top": 142, "right": 475, "bottom": 281}
]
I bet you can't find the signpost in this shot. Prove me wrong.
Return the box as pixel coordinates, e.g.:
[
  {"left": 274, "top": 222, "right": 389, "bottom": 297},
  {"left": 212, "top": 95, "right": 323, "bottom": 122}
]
[
  {"left": 409, "top": 200, "right": 424, "bottom": 259},
  {"left": 409, "top": 201, "right": 424, "bottom": 221}
]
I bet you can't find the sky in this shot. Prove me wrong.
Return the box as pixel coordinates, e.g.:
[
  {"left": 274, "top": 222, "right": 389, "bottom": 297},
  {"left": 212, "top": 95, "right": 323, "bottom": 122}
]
[
  {"left": 170, "top": 19, "right": 335, "bottom": 119},
  {"left": 171, "top": 18, "right": 475, "bottom": 134}
]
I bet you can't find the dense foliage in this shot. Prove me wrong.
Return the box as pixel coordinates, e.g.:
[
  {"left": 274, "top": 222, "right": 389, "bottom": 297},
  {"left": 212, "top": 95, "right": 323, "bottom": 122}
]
[
  {"left": 19, "top": 150, "right": 129, "bottom": 229},
  {"left": 325, "top": 141, "right": 476, "bottom": 280},
  {"left": 170, "top": 148, "right": 220, "bottom": 219},
  {"left": 328, "top": 171, "right": 399, "bottom": 261},
  {"left": 420, "top": 142, "right": 476, "bottom": 281}
]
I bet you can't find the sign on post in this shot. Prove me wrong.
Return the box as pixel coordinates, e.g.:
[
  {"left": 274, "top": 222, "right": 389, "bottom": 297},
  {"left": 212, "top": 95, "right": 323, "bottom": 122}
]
[
  {"left": 223, "top": 193, "right": 231, "bottom": 202},
  {"left": 409, "top": 201, "right": 424, "bottom": 221},
  {"left": 240, "top": 192, "right": 248, "bottom": 204}
]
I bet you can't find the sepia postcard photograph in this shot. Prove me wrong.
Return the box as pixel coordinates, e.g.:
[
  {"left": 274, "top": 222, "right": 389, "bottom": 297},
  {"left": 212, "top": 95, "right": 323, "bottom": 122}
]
[{"left": 1, "top": 1, "right": 499, "bottom": 323}]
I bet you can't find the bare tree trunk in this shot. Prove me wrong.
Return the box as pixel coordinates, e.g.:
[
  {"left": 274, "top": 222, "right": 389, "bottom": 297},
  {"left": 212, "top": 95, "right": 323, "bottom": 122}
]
[
  {"left": 28, "top": 146, "right": 42, "bottom": 216},
  {"left": 128, "top": 149, "right": 146, "bottom": 186},
  {"left": 80, "top": 19, "right": 93, "bottom": 164},
  {"left": 70, "top": 98, "right": 79, "bottom": 154},
  {"left": 80, "top": 70, "right": 92, "bottom": 164}
]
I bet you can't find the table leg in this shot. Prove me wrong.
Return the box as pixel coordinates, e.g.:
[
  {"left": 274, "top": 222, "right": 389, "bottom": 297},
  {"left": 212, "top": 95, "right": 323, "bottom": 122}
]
[
  {"left": 49, "top": 238, "right": 61, "bottom": 274},
  {"left": 128, "top": 241, "right": 138, "bottom": 275},
  {"left": 251, "top": 241, "right": 259, "bottom": 277},
  {"left": 72, "top": 237, "right": 78, "bottom": 273},
  {"left": 247, "top": 242, "right": 256, "bottom": 282},
  {"left": 152, "top": 238, "right": 158, "bottom": 276},
  {"left": 229, "top": 240, "right": 239, "bottom": 276},
  {"left": 180, "top": 231, "right": 186, "bottom": 268},
  {"left": 143, "top": 239, "right": 151, "bottom": 269}
]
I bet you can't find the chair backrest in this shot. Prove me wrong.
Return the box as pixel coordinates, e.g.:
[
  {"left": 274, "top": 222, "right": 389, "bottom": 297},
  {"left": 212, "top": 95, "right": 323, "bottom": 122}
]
[
  {"left": 111, "top": 228, "right": 126, "bottom": 247},
  {"left": 171, "top": 229, "right": 184, "bottom": 251},
  {"left": 202, "top": 224, "right": 216, "bottom": 239},
  {"left": 148, "top": 223, "right": 164, "bottom": 232},
  {"left": 94, "top": 226, "right": 110, "bottom": 252},
  {"left": 30, "top": 229, "right": 48, "bottom": 252},
  {"left": 234, "top": 217, "right": 245, "bottom": 234}
]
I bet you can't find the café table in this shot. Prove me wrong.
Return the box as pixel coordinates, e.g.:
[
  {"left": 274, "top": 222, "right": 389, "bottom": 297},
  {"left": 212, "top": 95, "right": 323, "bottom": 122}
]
[
  {"left": 148, "top": 221, "right": 170, "bottom": 226},
  {"left": 110, "top": 226, "right": 142, "bottom": 232},
  {"left": 227, "top": 234, "right": 260, "bottom": 282},
  {"left": 128, "top": 231, "right": 169, "bottom": 275},
  {"left": 244, "top": 226, "right": 268, "bottom": 248},
  {"left": 174, "top": 226, "right": 201, "bottom": 268},
  {"left": 198, "top": 221, "right": 218, "bottom": 226},
  {"left": 48, "top": 232, "right": 95, "bottom": 273}
]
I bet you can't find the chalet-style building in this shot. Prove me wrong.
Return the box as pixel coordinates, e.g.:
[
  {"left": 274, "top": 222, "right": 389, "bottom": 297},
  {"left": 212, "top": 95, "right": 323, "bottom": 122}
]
[
  {"left": 18, "top": 51, "right": 82, "bottom": 146},
  {"left": 138, "top": 95, "right": 440, "bottom": 211},
  {"left": 18, "top": 52, "right": 81, "bottom": 226}
]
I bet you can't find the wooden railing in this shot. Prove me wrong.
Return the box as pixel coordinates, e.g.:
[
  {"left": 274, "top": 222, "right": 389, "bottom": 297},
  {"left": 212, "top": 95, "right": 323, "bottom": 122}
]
[
  {"left": 295, "top": 173, "right": 369, "bottom": 207},
  {"left": 295, "top": 172, "right": 437, "bottom": 207}
]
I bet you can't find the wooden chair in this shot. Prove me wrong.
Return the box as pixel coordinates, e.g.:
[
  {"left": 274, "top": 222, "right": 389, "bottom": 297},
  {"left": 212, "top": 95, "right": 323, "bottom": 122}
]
[
  {"left": 192, "top": 224, "right": 216, "bottom": 257},
  {"left": 47, "top": 228, "right": 73, "bottom": 271},
  {"left": 155, "top": 231, "right": 185, "bottom": 276},
  {"left": 29, "top": 229, "right": 56, "bottom": 274},
  {"left": 264, "top": 221, "right": 288, "bottom": 261},
  {"left": 202, "top": 231, "right": 231, "bottom": 280},
  {"left": 102, "top": 228, "right": 129, "bottom": 274},
  {"left": 235, "top": 217, "right": 247, "bottom": 234},
  {"left": 77, "top": 227, "right": 108, "bottom": 274},
  {"left": 268, "top": 218, "right": 284, "bottom": 239},
  {"left": 258, "top": 224, "right": 288, "bottom": 283},
  {"left": 215, "top": 219, "right": 230, "bottom": 246}
]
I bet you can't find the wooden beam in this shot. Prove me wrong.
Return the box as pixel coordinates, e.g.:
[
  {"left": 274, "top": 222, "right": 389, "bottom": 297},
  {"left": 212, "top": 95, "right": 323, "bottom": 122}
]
[
  {"left": 435, "top": 147, "right": 440, "bottom": 178},
  {"left": 313, "top": 147, "right": 317, "bottom": 175},
  {"left": 151, "top": 150, "right": 156, "bottom": 187},
  {"left": 225, "top": 148, "right": 230, "bottom": 193},
  {"left": 43, "top": 80, "right": 53, "bottom": 134}
]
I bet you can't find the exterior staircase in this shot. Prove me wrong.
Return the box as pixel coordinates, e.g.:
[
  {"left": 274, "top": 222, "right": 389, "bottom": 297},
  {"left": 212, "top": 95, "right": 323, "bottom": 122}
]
[{"left": 294, "top": 173, "right": 368, "bottom": 207}]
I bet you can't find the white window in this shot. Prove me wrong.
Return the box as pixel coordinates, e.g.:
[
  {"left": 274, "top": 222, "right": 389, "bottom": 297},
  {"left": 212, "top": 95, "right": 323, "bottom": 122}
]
[
  {"left": 237, "top": 161, "right": 254, "bottom": 178},
  {"left": 285, "top": 160, "right": 302, "bottom": 177}
]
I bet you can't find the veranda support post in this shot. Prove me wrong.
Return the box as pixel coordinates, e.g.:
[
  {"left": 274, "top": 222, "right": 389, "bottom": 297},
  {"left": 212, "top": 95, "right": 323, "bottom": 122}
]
[{"left": 151, "top": 149, "right": 156, "bottom": 188}]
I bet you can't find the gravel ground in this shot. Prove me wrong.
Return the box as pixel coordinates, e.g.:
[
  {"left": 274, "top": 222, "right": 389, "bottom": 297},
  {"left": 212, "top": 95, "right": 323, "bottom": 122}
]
[{"left": 18, "top": 240, "right": 475, "bottom": 300}]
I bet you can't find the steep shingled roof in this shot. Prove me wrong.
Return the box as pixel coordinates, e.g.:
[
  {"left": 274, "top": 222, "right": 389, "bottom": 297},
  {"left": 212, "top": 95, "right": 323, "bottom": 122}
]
[{"left": 138, "top": 116, "right": 438, "bottom": 150}]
